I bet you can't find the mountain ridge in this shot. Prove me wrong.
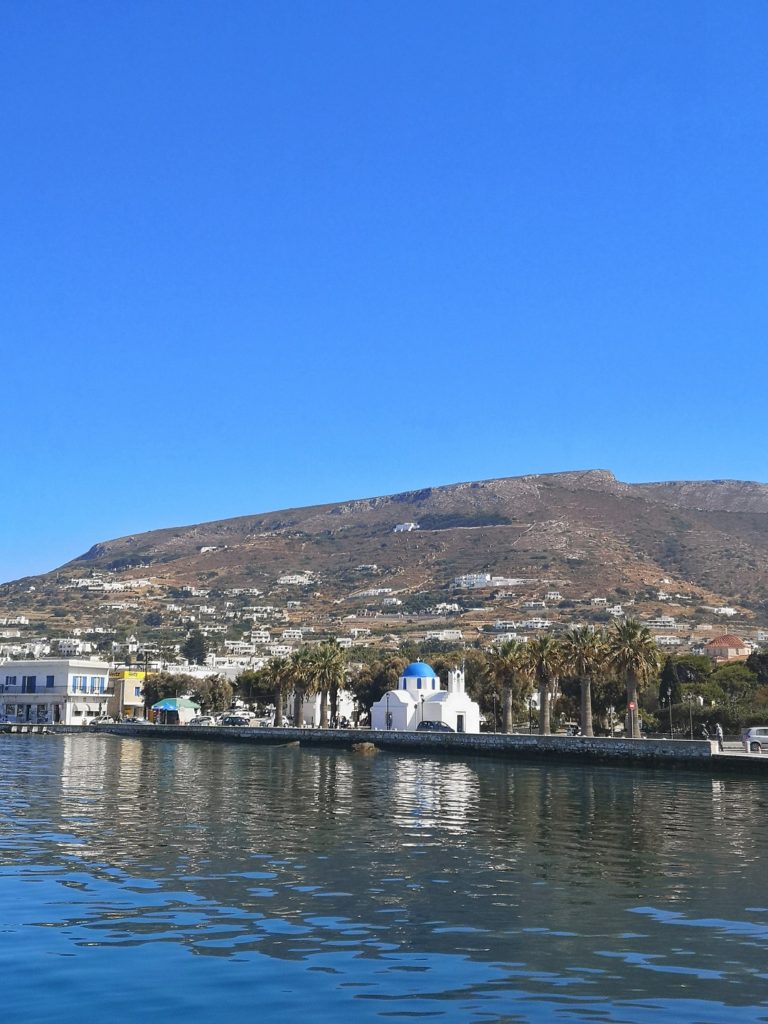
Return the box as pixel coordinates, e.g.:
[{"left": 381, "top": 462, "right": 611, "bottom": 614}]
[{"left": 3, "top": 471, "right": 768, "bottom": 640}]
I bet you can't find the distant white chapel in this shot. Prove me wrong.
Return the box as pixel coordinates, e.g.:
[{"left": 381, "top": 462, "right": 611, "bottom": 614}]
[{"left": 370, "top": 661, "right": 480, "bottom": 733}]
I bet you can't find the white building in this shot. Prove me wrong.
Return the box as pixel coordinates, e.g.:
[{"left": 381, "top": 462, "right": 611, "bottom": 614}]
[
  {"left": 656, "top": 635, "right": 682, "bottom": 647},
  {"left": 424, "top": 629, "right": 464, "bottom": 642},
  {"left": 297, "top": 688, "right": 357, "bottom": 728},
  {"left": 647, "top": 615, "right": 679, "bottom": 629},
  {"left": 370, "top": 661, "right": 480, "bottom": 733},
  {"left": 0, "top": 658, "right": 111, "bottom": 725},
  {"left": 394, "top": 522, "right": 419, "bottom": 532},
  {"left": 57, "top": 638, "right": 93, "bottom": 657}
]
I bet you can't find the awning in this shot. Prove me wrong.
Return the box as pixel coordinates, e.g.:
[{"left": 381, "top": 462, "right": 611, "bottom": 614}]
[{"left": 152, "top": 697, "right": 200, "bottom": 711}]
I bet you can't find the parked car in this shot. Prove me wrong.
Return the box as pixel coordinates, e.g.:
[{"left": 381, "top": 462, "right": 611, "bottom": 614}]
[
  {"left": 416, "top": 720, "right": 455, "bottom": 733},
  {"left": 742, "top": 726, "right": 768, "bottom": 753},
  {"left": 189, "top": 716, "right": 217, "bottom": 727},
  {"left": 89, "top": 716, "right": 114, "bottom": 725},
  {"left": 220, "top": 715, "right": 252, "bottom": 727}
]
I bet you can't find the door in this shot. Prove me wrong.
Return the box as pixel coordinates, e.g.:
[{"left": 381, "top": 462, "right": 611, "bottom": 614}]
[{"left": 456, "top": 714, "right": 465, "bottom": 733}]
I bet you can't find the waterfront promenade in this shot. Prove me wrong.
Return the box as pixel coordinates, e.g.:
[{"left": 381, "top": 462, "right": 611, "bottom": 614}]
[{"left": 12, "top": 721, "right": 766, "bottom": 774}]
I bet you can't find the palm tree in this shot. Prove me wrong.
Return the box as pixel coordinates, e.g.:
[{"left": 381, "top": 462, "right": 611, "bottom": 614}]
[
  {"left": 484, "top": 639, "right": 533, "bottom": 732},
  {"left": 606, "top": 618, "right": 660, "bottom": 739},
  {"left": 289, "top": 647, "right": 313, "bottom": 727},
  {"left": 529, "top": 635, "right": 562, "bottom": 735},
  {"left": 266, "top": 656, "right": 291, "bottom": 726},
  {"left": 561, "top": 626, "right": 605, "bottom": 737},
  {"left": 307, "top": 641, "right": 347, "bottom": 728}
]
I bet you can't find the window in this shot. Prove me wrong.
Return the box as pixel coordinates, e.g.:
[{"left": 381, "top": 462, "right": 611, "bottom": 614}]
[
  {"left": 417, "top": 679, "right": 422, "bottom": 689},
  {"left": 22, "top": 676, "right": 36, "bottom": 694},
  {"left": 432, "top": 680, "right": 437, "bottom": 689},
  {"left": 134, "top": 686, "right": 142, "bottom": 697},
  {"left": 5, "top": 675, "right": 16, "bottom": 689},
  {"left": 46, "top": 675, "right": 54, "bottom": 688}
]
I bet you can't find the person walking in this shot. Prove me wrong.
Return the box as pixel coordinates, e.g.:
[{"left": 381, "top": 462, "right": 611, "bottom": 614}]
[{"left": 715, "top": 722, "right": 724, "bottom": 752}]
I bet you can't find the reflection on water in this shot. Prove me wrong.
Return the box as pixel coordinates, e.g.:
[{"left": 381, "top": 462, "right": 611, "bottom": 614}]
[{"left": 1, "top": 734, "right": 768, "bottom": 1023}]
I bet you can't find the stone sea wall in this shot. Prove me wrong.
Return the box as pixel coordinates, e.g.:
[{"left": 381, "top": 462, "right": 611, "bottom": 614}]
[{"left": 41, "top": 722, "right": 766, "bottom": 772}]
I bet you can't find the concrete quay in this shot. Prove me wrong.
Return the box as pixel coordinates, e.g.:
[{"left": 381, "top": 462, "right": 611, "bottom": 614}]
[{"left": 36, "top": 722, "right": 768, "bottom": 774}]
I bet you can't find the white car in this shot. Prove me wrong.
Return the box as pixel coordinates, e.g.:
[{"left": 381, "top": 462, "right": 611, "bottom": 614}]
[{"left": 742, "top": 726, "right": 768, "bottom": 753}]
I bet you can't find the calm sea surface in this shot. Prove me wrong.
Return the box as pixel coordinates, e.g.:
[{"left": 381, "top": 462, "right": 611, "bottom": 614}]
[{"left": 2, "top": 734, "right": 768, "bottom": 1023}]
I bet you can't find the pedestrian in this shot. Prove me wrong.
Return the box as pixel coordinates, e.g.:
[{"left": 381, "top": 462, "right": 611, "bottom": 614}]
[
  {"left": 701, "top": 723, "right": 710, "bottom": 740},
  {"left": 715, "top": 722, "right": 724, "bottom": 752}
]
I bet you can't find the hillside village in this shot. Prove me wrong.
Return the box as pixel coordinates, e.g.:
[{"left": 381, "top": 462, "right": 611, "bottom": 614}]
[
  {"left": 2, "top": 470, "right": 768, "bottom": 689},
  {"left": 0, "top": 557, "right": 765, "bottom": 679}
]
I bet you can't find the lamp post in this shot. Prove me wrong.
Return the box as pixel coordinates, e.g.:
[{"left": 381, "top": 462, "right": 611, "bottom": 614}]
[
  {"left": 608, "top": 705, "right": 615, "bottom": 738},
  {"left": 143, "top": 649, "right": 151, "bottom": 719},
  {"left": 683, "top": 692, "right": 694, "bottom": 739},
  {"left": 528, "top": 696, "right": 534, "bottom": 735},
  {"left": 667, "top": 685, "right": 673, "bottom": 739},
  {"left": 385, "top": 692, "right": 391, "bottom": 731},
  {"left": 492, "top": 692, "right": 497, "bottom": 733}
]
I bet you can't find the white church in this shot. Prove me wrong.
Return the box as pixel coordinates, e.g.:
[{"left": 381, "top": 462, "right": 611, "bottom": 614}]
[{"left": 370, "top": 661, "right": 481, "bottom": 733}]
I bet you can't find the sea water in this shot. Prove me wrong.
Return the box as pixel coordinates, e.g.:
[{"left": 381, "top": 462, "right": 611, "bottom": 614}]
[{"left": 1, "top": 733, "right": 767, "bottom": 1023}]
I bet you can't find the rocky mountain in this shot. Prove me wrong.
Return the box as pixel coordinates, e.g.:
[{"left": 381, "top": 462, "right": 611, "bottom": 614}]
[{"left": 3, "top": 470, "right": 768, "bottom": 635}]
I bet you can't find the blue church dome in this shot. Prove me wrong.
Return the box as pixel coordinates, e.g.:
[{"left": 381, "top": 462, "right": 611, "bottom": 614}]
[{"left": 402, "top": 661, "right": 437, "bottom": 678}]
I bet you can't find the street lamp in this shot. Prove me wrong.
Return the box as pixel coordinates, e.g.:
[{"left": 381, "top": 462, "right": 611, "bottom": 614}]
[
  {"left": 683, "top": 692, "right": 695, "bottom": 739},
  {"left": 385, "top": 692, "right": 392, "bottom": 731},
  {"left": 667, "top": 685, "right": 673, "bottom": 739},
  {"left": 528, "top": 696, "right": 534, "bottom": 735},
  {"left": 492, "top": 692, "right": 497, "bottom": 733}
]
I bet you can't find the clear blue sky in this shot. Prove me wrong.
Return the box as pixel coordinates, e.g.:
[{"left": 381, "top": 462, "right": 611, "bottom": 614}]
[{"left": 2, "top": 1, "right": 767, "bottom": 584}]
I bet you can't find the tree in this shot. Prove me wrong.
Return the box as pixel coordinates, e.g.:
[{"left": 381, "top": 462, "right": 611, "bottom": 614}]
[
  {"left": 606, "top": 619, "right": 660, "bottom": 739},
  {"left": 348, "top": 656, "right": 407, "bottom": 724},
  {"left": 306, "top": 641, "right": 347, "bottom": 727},
  {"left": 746, "top": 649, "right": 768, "bottom": 685},
  {"left": 483, "top": 640, "right": 533, "bottom": 733},
  {"left": 289, "top": 647, "right": 313, "bottom": 727},
  {"left": 560, "top": 626, "right": 604, "bottom": 737},
  {"left": 235, "top": 669, "right": 271, "bottom": 708},
  {"left": 189, "top": 674, "right": 233, "bottom": 712},
  {"left": 265, "top": 656, "right": 293, "bottom": 726},
  {"left": 659, "top": 657, "right": 682, "bottom": 707},
  {"left": 142, "top": 671, "right": 198, "bottom": 709},
  {"left": 181, "top": 629, "right": 208, "bottom": 666},
  {"left": 529, "top": 635, "right": 562, "bottom": 735}
]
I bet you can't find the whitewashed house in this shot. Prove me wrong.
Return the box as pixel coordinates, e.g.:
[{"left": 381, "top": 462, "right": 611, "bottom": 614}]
[{"left": 0, "top": 658, "right": 111, "bottom": 725}]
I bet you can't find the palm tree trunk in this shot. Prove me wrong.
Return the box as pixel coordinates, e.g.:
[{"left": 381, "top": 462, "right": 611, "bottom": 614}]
[
  {"left": 538, "top": 682, "right": 550, "bottom": 734},
  {"left": 293, "top": 686, "right": 304, "bottom": 728},
  {"left": 319, "top": 688, "right": 329, "bottom": 728},
  {"left": 580, "top": 677, "right": 594, "bottom": 737},
  {"left": 627, "top": 675, "right": 640, "bottom": 738},
  {"left": 274, "top": 683, "right": 284, "bottom": 727},
  {"left": 502, "top": 686, "right": 513, "bottom": 733}
]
